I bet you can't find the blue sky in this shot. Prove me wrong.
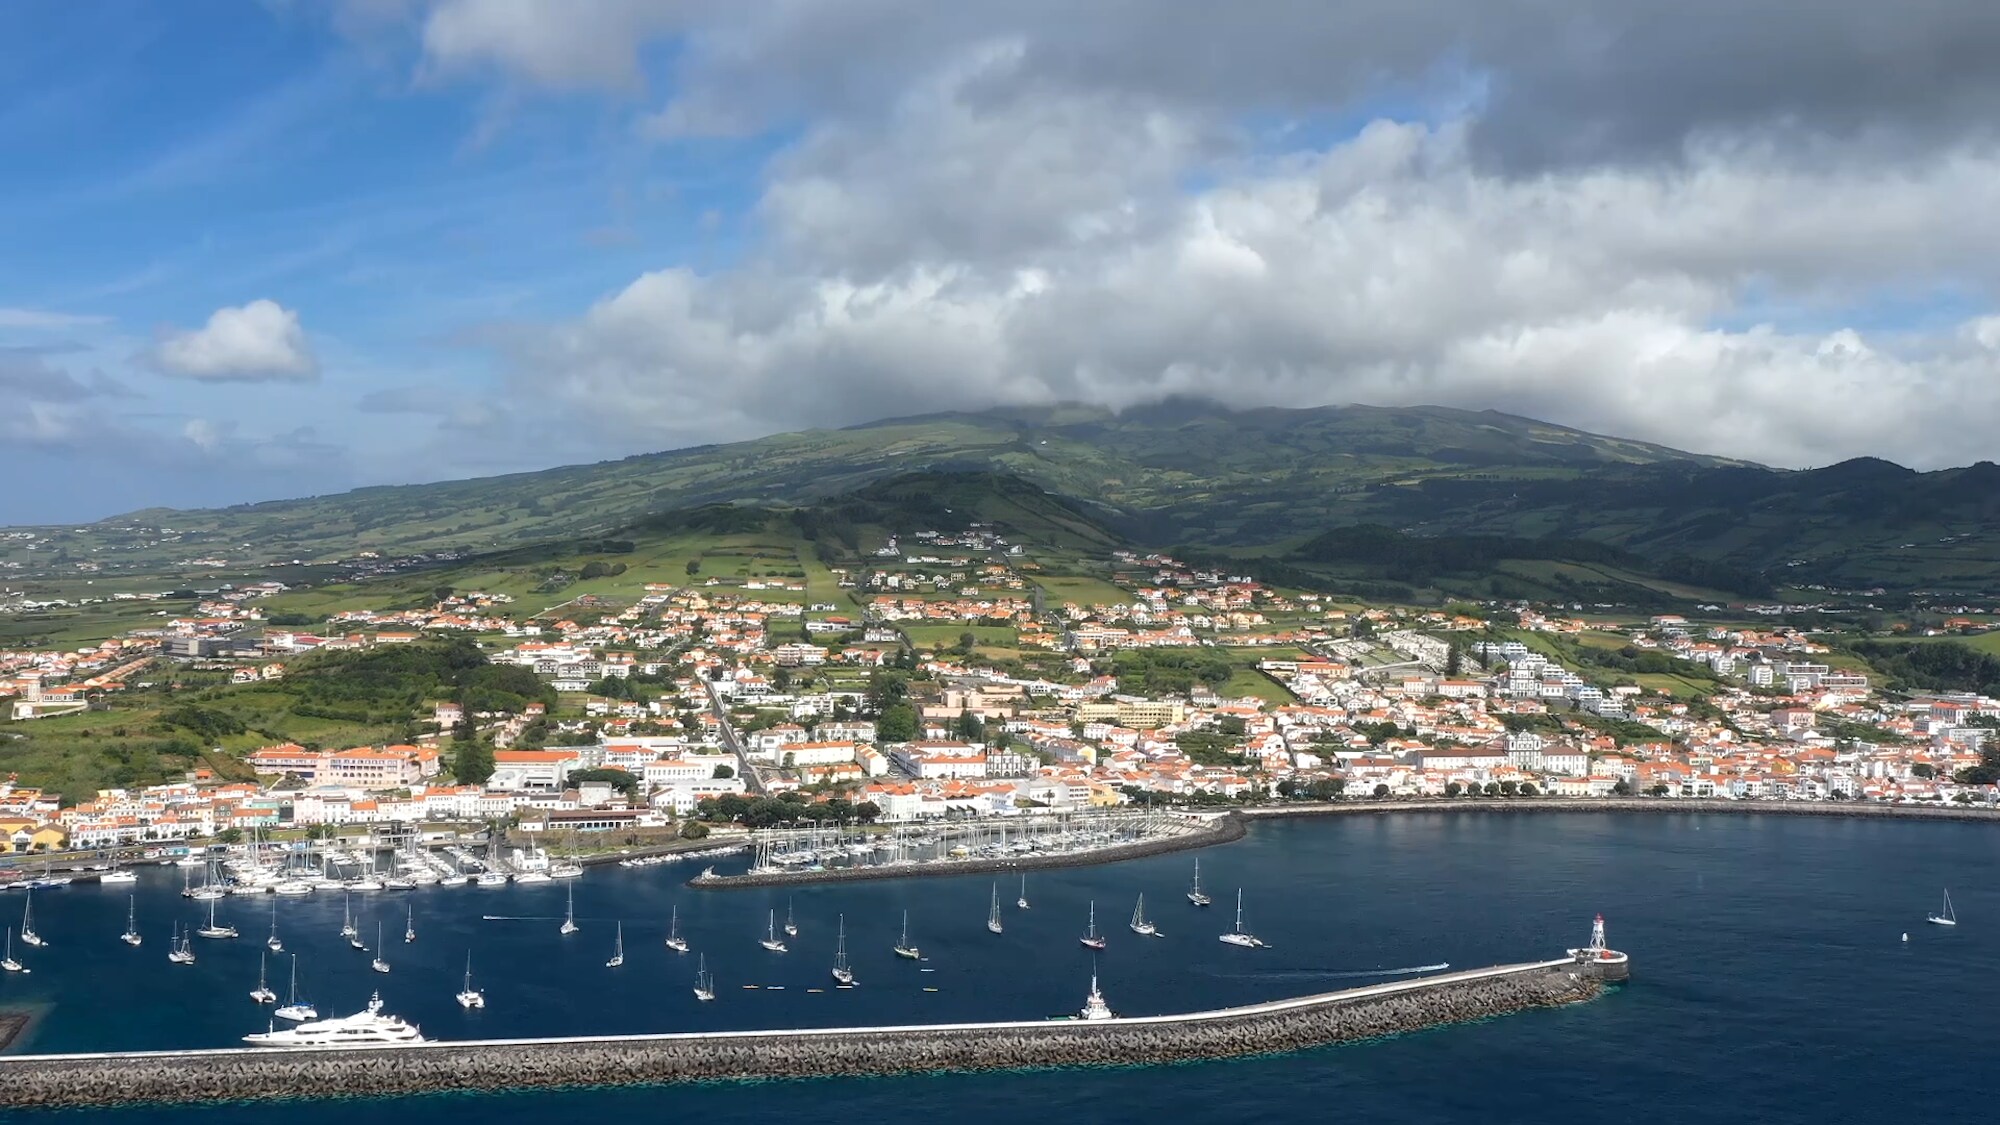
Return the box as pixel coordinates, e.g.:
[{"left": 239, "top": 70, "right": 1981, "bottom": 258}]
[{"left": 5, "top": 2, "right": 1999, "bottom": 523}]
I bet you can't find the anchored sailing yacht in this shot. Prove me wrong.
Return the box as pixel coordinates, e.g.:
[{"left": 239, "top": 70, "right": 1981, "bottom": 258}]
[
  {"left": 987, "top": 883, "right": 1004, "bottom": 934},
  {"left": 784, "top": 899, "right": 799, "bottom": 938},
  {"left": 1218, "top": 889, "right": 1266, "bottom": 948},
  {"left": 275, "top": 955, "right": 317, "bottom": 1021},
  {"left": 404, "top": 904, "right": 416, "bottom": 944},
  {"left": 196, "top": 897, "right": 238, "bottom": 939},
  {"left": 893, "top": 910, "right": 920, "bottom": 960},
  {"left": 243, "top": 992, "right": 425, "bottom": 1047},
  {"left": 1928, "top": 889, "right": 1958, "bottom": 926},
  {"left": 457, "top": 952, "right": 486, "bottom": 1009},
  {"left": 371, "top": 923, "right": 391, "bottom": 973},
  {"left": 759, "top": 909, "right": 788, "bottom": 953},
  {"left": 2, "top": 928, "right": 25, "bottom": 973},
  {"left": 1187, "top": 858, "right": 1212, "bottom": 907},
  {"left": 19, "top": 890, "right": 44, "bottom": 947},
  {"left": 693, "top": 954, "right": 716, "bottom": 1001},
  {"left": 250, "top": 952, "right": 278, "bottom": 1004},
  {"left": 560, "top": 882, "right": 579, "bottom": 936},
  {"left": 664, "top": 905, "right": 689, "bottom": 953},
  {"left": 339, "top": 893, "right": 359, "bottom": 941},
  {"left": 831, "top": 914, "right": 855, "bottom": 985},
  {"left": 167, "top": 924, "right": 196, "bottom": 964},
  {"left": 606, "top": 922, "right": 625, "bottom": 968},
  {"left": 1017, "top": 874, "right": 1029, "bottom": 910},
  {"left": 121, "top": 895, "right": 143, "bottom": 947},
  {"left": 1079, "top": 900, "right": 1107, "bottom": 950},
  {"left": 1129, "top": 894, "right": 1157, "bottom": 937},
  {"left": 266, "top": 899, "right": 283, "bottom": 953}
]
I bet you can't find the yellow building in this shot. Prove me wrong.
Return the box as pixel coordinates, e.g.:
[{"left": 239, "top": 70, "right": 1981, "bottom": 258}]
[{"left": 0, "top": 818, "right": 68, "bottom": 853}]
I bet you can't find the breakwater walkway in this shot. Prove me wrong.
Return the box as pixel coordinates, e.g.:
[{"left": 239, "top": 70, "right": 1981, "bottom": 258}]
[{"left": 0, "top": 957, "right": 1605, "bottom": 1108}]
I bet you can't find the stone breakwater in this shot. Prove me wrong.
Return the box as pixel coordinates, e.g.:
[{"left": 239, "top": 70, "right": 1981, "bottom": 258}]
[
  {"left": 0, "top": 960, "right": 1601, "bottom": 1109},
  {"left": 1243, "top": 797, "right": 2000, "bottom": 824},
  {"left": 691, "top": 814, "right": 1247, "bottom": 890}
]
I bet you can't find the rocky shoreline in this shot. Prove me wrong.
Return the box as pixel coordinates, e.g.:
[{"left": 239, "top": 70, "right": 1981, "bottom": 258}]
[{"left": 0, "top": 961, "right": 1602, "bottom": 1109}]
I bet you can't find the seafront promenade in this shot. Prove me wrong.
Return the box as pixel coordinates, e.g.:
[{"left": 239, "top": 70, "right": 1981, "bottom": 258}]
[{"left": 0, "top": 956, "right": 1608, "bottom": 1108}]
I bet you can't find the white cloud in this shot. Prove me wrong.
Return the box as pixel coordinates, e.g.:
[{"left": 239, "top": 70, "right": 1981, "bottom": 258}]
[
  {"left": 0, "top": 307, "right": 109, "bottom": 330},
  {"left": 148, "top": 299, "right": 319, "bottom": 383},
  {"left": 418, "top": 0, "right": 686, "bottom": 90}
]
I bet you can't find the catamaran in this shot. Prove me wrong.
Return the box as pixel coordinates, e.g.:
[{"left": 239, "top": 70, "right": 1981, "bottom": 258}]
[
  {"left": 759, "top": 909, "right": 788, "bottom": 953},
  {"left": 456, "top": 952, "right": 486, "bottom": 1009},
  {"left": 1017, "top": 873, "right": 1029, "bottom": 910},
  {"left": 893, "top": 910, "right": 921, "bottom": 960},
  {"left": 831, "top": 914, "right": 855, "bottom": 985},
  {"left": 167, "top": 923, "right": 196, "bottom": 964},
  {"left": 371, "top": 923, "right": 391, "bottom": 973},
  {"left": 1929, "top": 888, "right": 1958, "bottom": 926},
  {"left": 693, "top": 954, "right": 716, "bottom": 1001},
  {"left": 560, "top": 882, "right": 579, "bottom": 936},
  {"left": 1080, "top": 900, "right": 1107, "bottom": 950},
  {"left": 606, "top": 922, "right": 625, "bottom": 968},
  {"left": 266, "top": 899, "right": 283, "bottom": 953},
  {"left": 1129, "top": 893, "right": 1157, "bottom": 937},
  {"left": 1, "top": 928, "right": 25, "bottom": 973},
  {"left": 19, "top": 890, "right": 44, "bottom": 947},
  {"left": 987, "top": 883, "right": 1005, "bottom": 934},
  {"left": 784, "top": 899, "right": 799, "bottom": 938},
  {"left": 275, "top": 955, "right": 317, "bottom": 1021},
  {"left": 196, "top": 896, "right": 238, "bottom": 939},
  {"left": 664, "top": 905, "right": 689, "bottom": 953},
  {"left": 1187, "top": 858, "right": 1212, "bottom": 907},
  {"left": 404, "top": 904, "right": 416, "bottom": 944},
  {"left": 121, "top": 895, "right": 143, "bottom": 946},
  {"left": 339, "top": 892, "right": 358, "bottom": 941},
  {"left": 1218, "top": 889, "right": 1266, "bottom": 948},
  {"left": 250, "top": 951, "right": 278, "bottom": 1004}
]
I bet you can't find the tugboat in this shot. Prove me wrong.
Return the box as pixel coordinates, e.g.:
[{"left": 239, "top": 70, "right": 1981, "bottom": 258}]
[{"left": 1567, "top": 913, "right": 1631, "bottom": 981}]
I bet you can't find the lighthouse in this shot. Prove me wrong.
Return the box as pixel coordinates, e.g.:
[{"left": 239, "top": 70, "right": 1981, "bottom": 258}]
[{"left": 1567, "top": 913, "right": 1631, "bottom": 981}]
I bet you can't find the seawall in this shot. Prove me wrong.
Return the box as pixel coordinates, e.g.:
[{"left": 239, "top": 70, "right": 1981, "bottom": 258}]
[
  {"left": 1241, "top": 797, "right": 2000, "bottom": 824},
  {"left": 0, "top": 959, "right": 1602, "bottom": 1108},
  {"left": 691, "top": 814, "right": 1246, "bottom": 890}
]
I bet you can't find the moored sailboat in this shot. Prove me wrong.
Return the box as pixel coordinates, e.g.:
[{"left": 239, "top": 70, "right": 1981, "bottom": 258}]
[
  {"left": 19, "top": 890, "right": 44, "bottom": 947},
  {"left": 167, "top": 924, "right": 196, "bottom": 964},
  {"left": 759, "top": 909, "right": 788, "bottom": 952},
  {"left": 784, "top": 899, "right": 799, "bottom": 938},
  {"left": 893, "top": 910, "right": 920, "bottom": 960},
  {"left": 339, "top": 892, "right": 358, "bottom": 941},
  {"left": 121, "top": 895, "right": 142, "bottom": 947},
  {"left": 1080, "top": 900, "right": 1106, "bottom": 950},
  {"left": 275, "top": 955, "right": 317, "bottom": 1021},
  {"left": 196, "top": 896, "right": 238, "bottom": 939},
  {"left": 1, "top": 928, "right": 25, "bottom": 973},
  {"left": 404, "top": 904, "right": 416, "bottom": 944},
  {"left": 606, "top": 921, "right": 625, "bottom": 968},
  {"left": 1928, "top": 888, "right": 1958, "bottom": 926},
  {"left": 1218, "top": 888, "right": 1266, "bottom": 948},
  {"left": 265, "top": 899, "right": 283, "bottom": 953},
  {"left": 250, "top": 951, "right": 278, "bottom": 1004},
  {"left": 371, "top": 922, "right": 391, "bottom": 973},
  {"left": 1187, "top": 858, "right": 1211, "bottom": 907},
  {"left": 457, "top": 952, "right": 486, "bottom": 1009},
  {"left": 693, "top": 954, "right": 716, "bottom": 1001},
  {"left": 831, "top": 914, "right": 854, "bottom": 985},
  {"left": 987, "top": 883, "right": 1004, "bottom": 935},
  {"left": 1017, "top": 873, "right": 1029, "bottom": 910},
  {"left": 664, "top": 905, "right": 689, "bottom": 953},
  {"left": 560, "top": 881, "right": 579, "bottom": 936},
  {"left": 1129, "top": 893, "right": 1157, "bottom": 937}
]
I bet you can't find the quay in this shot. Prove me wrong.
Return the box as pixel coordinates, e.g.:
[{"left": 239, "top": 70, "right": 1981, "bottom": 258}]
[{"left": 0, "top": 953, "right": 1620, "bottom": 1108}]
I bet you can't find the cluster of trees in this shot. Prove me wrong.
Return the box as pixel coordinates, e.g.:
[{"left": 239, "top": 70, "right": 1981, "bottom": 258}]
[
  {"left": 694, "top": 791, "right": 882, "bottom": 827},
  {"left": 566, "top": 767, "right": 641, "bottom": 798},
  {"left": 1173, "top": 731, "right": 1246, "bottom": 768},
  {"left": 1442, "top": 780, "right": 1541, "bottom": 797},
  {"left": 287, "top": 639, "right": 553, "bottom": 725},
  {"left": 1274, "top": 777, "right": 1346, "bottom": 799},
  {"left": 1851, "top": 640, "right": 2000, "bottom": 696},
  {"left": 1292, "top": 524, "right": 1772, "bottom": 596},
  {"left": 160, "top": 705, "right": 246, "bottom": 743},
  {"left": 1111, "top": 649, "right": 1237, "bottom": 696},
  {"left": 578, "top": 560, "right": 629, "bottom": 580}
]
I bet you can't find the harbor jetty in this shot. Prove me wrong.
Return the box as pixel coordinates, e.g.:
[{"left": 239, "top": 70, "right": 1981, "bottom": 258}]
[{"left": 0, "top": 953, "right": 1619, "bottom": 1108}]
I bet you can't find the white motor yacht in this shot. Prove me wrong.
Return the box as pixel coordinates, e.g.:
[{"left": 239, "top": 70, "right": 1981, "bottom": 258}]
[{"left": 243, "top": 992, "right": 425, "bottom": 1047}]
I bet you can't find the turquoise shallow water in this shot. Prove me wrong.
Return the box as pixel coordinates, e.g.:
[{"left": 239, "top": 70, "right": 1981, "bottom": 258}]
[{"left": 4, "top": 811, "right": 1997, "bottom": 1123}]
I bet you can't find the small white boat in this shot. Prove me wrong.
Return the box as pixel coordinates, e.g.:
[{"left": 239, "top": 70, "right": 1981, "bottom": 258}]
[
  {"left": 275, "top": 955, "right": 317, "bottom": 1021},
  {"left": 99, "top": 866, "right": 137, "bottom": 885},
  {"left": 371, "top": 922, "right": 390, "bottom": 973},
  {"left": 664, "top": 905, "right": 689, "bottom": 953},
  {"left": 606, "top": 921, "right": 625, "bottom": 968},
  {"left": 121, "top": 895, "right": 143, "bottom": 947},
  {"left": 560, "top": 882, "right": 579, "bottom": 936},
  {"left": 1218, "top": 889, "right": 1266, "bottom": 948},
  {"left": 1928, "top": 888, "right": 1958, "bottom": 926},
  {"left": 784, "top": 899, "right": 799, "bottom": 938},
  {"left": 759, "top": 909, "right": 788, "bottom": 953},
  {"left": 1080, "top": 901, "right": 1106, "bottom": 950},
  {"left": 693, "top": 954, "right": 716, "bottom": 1002},
  {"left": 475, "top": 871, "right": 509, "bottom": 888},
  {"left": 1, "top": 928, "right": 25, "bottom": 973},
  {"left": 250, "top": 951, "right": 278, "bottom": 1004},
  {"left": 831, "top": 914, "right": 854, "bottom": 986},
  {"left": 167, "top": 924, "right": 196, "bottom": 965},
  {"left": 987, "top": 883, "right": 1004, "bottom": 935},
  {"left": 1129, "top": 893, "right": 1158, "bottom": 937},
  {"left": 1187, "top": 858, "right": 1212, "bottom": 907},
  {"left": 893, "top": 910, "right": 920, "bottom": 960},
  {"left": 456, "top": 952, "right": 486, "bottom": 1009},
  {"left": 19, "top": 890, "right": 45, "bottom": 948}
]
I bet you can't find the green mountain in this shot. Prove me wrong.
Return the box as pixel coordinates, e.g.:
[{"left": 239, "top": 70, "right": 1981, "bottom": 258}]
[{"left": 8, "top": 401, "right": 1996, "bottom": 594}]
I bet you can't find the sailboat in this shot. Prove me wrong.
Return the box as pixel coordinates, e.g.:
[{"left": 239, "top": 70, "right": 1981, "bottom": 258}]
[
  {"left": 1080, "top": 900, "right": 1107, "bottom": 950},
  {"left": 987, "top": 883, "right": 1004, "bottom": 935},
  {"left": 266, "top": 899, "right": 283, "bottom": 953},
  {"left": 371, "top": 922, "right": 391, "bottom": 973},
  {"left": 197, "top": 896, "right": 238, "bottom": 939},
  {"left": 893, "top": 910, "right": 920, "bottom": 960},
  {"left": 784, "top": 899, "right": 799, "bottom": 938},
  {"left": 1187, "top": 858, "right": 1212, "bottom": 907},
  {"left": 457, "top": 952, "right": 486, "bottom": 1009},
  {"left": 275, "top": 955, "right": 317, "bottom": 1021},
  {"left": 1017, "top": 873, "right": 1029, "bottom": 910},
  {"left": 759, "top": 909, "right": 788, "bottom": 953},
  {"left": 121, "top": 895, "right": 143, "bottom": 946},
  {"left": 404, "top": 904, "right": 416, "bottom": 944},
  {"left": 664, "top": 905, "right": 689, "bottom": 953},
  {"left": 560, "top": 882, "right": 579, "bottom": 936},
  {"left": 1, "top": 928, "right": 25, "bottom": 973},
  {"left": 831, "top": 914, "right": 855, "bottom": 985},
  {"left": 606, "top": 922, "right": 626, "bottom": 968},
  {"left": 339, "top": 892, "right": 358, "bottom": 941},
  {"left": 1129, "top": 893, "right": 1157, "bottom": 937},
  {"left": 19, "top": 890, "right": 44, "bottom": 947},
  {"left": 167, "top": 923, "right": 196, "bottom": 964},
  {"left": 250, "top": 952, "right": 278, "bottom": 1004},
  {"left": 1928, "top": 888, "right": 1958, "bottom": 926},
  {"left": 1218, "top": 889, "right": 1266, "bottom": 948},
  {"left": 693, "top": 954, "right": 716, "bottom": 1001}
]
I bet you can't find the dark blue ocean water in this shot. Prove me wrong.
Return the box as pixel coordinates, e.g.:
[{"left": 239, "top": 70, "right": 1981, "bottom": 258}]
[{"left": 4, "top": 812, "right": 1997, "bottom": 1123}]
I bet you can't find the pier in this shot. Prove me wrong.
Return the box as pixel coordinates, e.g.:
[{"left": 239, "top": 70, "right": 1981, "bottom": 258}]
[{"left": 0, "top": 955, "right": 1616, "bottom": 1108}]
